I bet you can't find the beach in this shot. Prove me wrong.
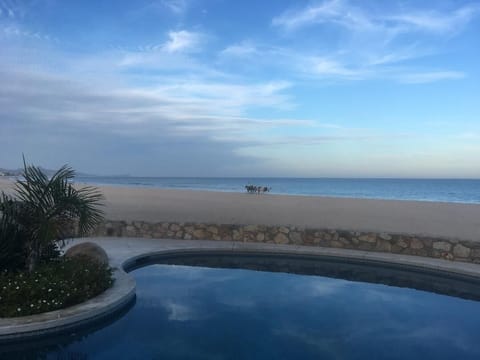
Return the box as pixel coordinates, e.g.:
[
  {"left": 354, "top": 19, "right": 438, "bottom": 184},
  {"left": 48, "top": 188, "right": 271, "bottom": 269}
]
[{"left": 1, "top": 178, "right": 480, "bottom": 241}]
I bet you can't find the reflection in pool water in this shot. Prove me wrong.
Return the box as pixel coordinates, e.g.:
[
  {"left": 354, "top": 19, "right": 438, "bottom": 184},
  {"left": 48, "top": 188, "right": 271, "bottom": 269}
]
[{"left": 2, "top": 254, "right": 480, "bottom": 359}]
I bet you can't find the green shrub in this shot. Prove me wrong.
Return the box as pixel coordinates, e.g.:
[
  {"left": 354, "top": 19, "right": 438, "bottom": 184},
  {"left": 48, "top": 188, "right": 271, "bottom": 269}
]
[
  {"left": 0, "top": 159, "right": 104, "bottom": 272},
  {"left": 0, "top": 257, "right": 113, "bottom": 317},
  {"left": 0, "top": 194, "right": 27, "bottom": 271}
]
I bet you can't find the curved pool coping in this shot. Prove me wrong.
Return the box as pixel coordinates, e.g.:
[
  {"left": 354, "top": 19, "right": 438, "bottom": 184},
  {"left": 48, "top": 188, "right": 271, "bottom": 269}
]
[{"left": 2, "top": 237, "right": 480, "bottom": 342}]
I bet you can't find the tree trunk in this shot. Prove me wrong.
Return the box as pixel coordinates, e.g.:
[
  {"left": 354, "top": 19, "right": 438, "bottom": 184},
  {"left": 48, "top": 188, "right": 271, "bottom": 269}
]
[{"left": 27, "top": 246, "right": 39, "bottom": 272}]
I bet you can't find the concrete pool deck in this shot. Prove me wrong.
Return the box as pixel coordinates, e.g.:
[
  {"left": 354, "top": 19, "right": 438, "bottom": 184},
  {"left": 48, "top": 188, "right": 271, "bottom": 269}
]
[{"left": 2, "top": 237, "right": 480, "bottom": 342}]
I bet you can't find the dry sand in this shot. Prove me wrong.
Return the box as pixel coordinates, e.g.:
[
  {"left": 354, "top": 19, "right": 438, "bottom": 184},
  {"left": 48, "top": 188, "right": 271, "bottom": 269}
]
[{"left": 1, "top": 178, "right": 480, "bottom": 241}]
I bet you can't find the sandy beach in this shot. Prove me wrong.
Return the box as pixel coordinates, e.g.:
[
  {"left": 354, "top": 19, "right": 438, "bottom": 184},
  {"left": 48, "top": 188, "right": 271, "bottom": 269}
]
[{"left": 1, "top": 178, "right": 480, "bottom": 241}]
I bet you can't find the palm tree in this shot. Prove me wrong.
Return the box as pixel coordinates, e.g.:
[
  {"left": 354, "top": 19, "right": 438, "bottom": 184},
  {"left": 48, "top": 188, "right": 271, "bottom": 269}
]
[
  {"left": 0, "top": 194, "right": 26, "bottom": 270},
  {"left": 0, "top": 161, "right": 104, "bottom": 271}
]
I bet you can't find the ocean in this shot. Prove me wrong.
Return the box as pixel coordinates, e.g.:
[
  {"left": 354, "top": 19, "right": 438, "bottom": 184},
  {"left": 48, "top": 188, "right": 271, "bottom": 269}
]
[{"left": 75, "top": 176, "right": 480, "bottom": 204}]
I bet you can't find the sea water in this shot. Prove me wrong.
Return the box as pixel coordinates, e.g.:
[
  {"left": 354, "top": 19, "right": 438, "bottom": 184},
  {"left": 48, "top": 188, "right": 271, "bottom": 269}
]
[{"left": 76, "top": 176, "right": 480, "bottom": 204}]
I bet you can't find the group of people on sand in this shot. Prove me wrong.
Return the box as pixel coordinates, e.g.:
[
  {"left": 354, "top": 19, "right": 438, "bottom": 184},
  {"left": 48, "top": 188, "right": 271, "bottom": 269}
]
[{"left": 245, "top": 184, "right": 271, "bottom": 194}]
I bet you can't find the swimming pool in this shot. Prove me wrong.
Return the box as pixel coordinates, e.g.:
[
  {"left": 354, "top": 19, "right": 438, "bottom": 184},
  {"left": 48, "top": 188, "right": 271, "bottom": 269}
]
[{"left": 2, "top": 253, "right": 480, "bottom": 359}]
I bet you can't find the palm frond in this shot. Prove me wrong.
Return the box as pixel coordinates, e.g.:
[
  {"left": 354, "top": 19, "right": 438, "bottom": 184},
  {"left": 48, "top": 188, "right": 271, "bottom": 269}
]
[
  {"left": 5, "top": 159, "right": 105, "bottom": 271},
  {"left": 0, "top": 193, "right": 27, "bottom": 270}
]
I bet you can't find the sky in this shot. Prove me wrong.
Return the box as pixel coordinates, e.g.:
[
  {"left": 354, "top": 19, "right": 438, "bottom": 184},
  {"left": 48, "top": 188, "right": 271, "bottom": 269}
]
[{"left": 1, "top": 0, "right": 479, "bottom": 178}]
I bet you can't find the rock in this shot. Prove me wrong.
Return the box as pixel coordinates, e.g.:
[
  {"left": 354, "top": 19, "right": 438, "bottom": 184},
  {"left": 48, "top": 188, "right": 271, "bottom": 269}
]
[
  {"left": 410, "top": 238, "right": 424, "bottom": 250},
  {"left": 125, "top": 225, "right": 136, "bottom": 236},
  {"left": 358, "top": 234, "right": 376, "bottom": 243},
  {"left": 453, "top": 244, "right": 471, "bottom": 258},
  {"left": 105, "top": 225, "right": 116, "bottom": 237},
  {"left": 65, "top": 242, "right": 109, "bottom": 266},
  {"left": 339, "top": 237, "right": 350, "bottom": 245},
  {"left": 442, "top": 252, "right": 454, "bottom": 261},
  {"left": 243, "top": 225, "right": 259, "bottom": 232},
  {"left": 376, "top": 240, "right": 392, "bottom": 252},
  {"left": 330, "top": 240, "right": 344, "bottom": 248},
  {"left": 279, "top": 226, "right": 290, "bottom": 234},
  {"left": 471, "top": 249, "right": 480, "bottom": 259},
  {"left": 290, "top": 232, "right": 302, "bottom": 244},
  {"left": 274, "top": 233, "right": 289, "bottom": 244},
  {"left": 207, "top": 226, "right": 219, "bottom": 234},
  {"left": 397, "top": 238, "right": 408, "bottom": 248},
  {"left": 379, "top": 233, "right": 392, "bottom": 241},
  {"left": 433, "top": 241, "right": 451, "bottom": 252},
  {"left": 232, "top": 230, "right": 243, "bottom": 241},
  {"left": 184, "top": 226, "right": 195, "bottom": 234},
  {"left": 193, "top": 229, "right": 206, "bottom": 238},
  {"left": 169, "top": 224, "right": 181, "bottom": 232}
]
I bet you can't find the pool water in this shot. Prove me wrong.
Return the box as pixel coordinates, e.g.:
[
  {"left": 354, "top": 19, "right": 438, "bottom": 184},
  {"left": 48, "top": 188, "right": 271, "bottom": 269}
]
[{"left": 3, "top": 260, "right": 480, "bottom": 359}]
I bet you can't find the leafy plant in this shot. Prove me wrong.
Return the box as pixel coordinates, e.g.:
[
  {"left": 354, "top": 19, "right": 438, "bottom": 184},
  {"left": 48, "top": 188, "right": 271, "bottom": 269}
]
[
  {"left": 0, "top": 257, "right": 113, "bottom": 317},
  {"left": 0, "top": 160, "right": 105, "bottom": 272},
  {"left": 0, "top": 194, "right": 26, "bottom": 271}
]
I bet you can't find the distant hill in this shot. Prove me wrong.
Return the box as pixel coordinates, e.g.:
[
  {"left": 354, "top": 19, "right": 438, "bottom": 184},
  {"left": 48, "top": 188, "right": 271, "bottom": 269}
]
[{"left": 0, "top": 167, "right": 93, "bottom": 177}]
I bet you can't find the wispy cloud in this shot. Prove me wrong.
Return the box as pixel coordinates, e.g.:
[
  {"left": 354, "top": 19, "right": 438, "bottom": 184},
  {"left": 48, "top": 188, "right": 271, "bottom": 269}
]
[
  {"left": 162, "top": 30, "right": 201, "bottom": 53},
  {"left": 399, "top": 71, "right": 465, "bottom": 84},
  {"left": 0, "top": 0, "right": 18, "bottom": 19},
  {"left": 310, "top": 57, "right": 364, "bottom": 79},
  {"left": 267, "top": 1, "right": 479, "bottom": 83},
  {"left": 220, "top": 41, "right": 258, "bottom": 57},
  {"left": 0, "top": 68, "right": 300, "bottom": 143},
  {"left": 387, "top": 5, "right": 480, "bottom": 34},
  {"left": 1, "top": 0, "right": 478, "bottom": 176},
  {"left": 1, "top": 24, "right": 54, "bottom": 41},
  {"left": 272, "top": 0, "right": 352, "bottom": 31},
  {"left": 272, "top": 0, "right": 480, "bottom": 35},
  {"left": 161, "top": 0, "right": 188, "bottom": 14},
  {"left": 217, "top": 42, "right": 462, "bottom": 84}
]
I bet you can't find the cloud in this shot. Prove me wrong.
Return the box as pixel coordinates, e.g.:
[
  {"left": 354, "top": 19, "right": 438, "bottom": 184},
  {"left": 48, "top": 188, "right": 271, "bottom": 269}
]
[
  {"left": 0, "top": 64, "right": 312, "bottom": 176},
  {"left": 220, "top": 41, "right": 258, "bottom": 57},
  {"left": 161, "top": 30, "right": 201, "bottom": 53},
  {"left": 272, "top": 0, "right": 480, "bottom": 35},
  {"left": 310, "top": 57, "right": 363, "bottom": 78},
  {"left": 388, "top": 5, "right": 480, "bottom": 34},
  {"left": 1, "top": 1, "right": 477, "bottom": 176},
  {"left": 0, "top": 69, "right": 297, "bottom": 135},
  {"left": 118, "top": 30, "right": 204, "bottom": 59},
  {"left": 161, "top": 0, "right": 188, "bottom": 14},
  {"left": 272, "top": 0, "right": 352, "bottom": 31},
  {"left": 1, "top": 24, "right": 54, "bottom": 41},
  {"left": 0, "top": 0, "right": 17, "bottom": 19},
  {"left": 399, "top": 71, "right": 465, "bottom": 84},
  {"left": 268, "top": 1, "right": 478, "bottom": 83}
]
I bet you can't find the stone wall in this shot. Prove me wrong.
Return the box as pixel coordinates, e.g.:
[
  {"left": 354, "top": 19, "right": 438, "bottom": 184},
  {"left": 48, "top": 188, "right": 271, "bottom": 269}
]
[{"left": 94, "top": 220, "right": 480, "bottom": 264}]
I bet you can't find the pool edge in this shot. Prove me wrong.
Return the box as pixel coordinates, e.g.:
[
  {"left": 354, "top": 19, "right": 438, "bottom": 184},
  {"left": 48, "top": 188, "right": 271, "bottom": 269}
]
[{"left": 2, "top": 238, "right": 480, "bottom": 342}]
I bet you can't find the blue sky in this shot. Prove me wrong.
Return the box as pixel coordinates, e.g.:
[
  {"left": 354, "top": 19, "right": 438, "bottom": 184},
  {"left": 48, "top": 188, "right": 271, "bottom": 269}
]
[{"left": 1, "top": 0, "right": 479, "bottom": 177}]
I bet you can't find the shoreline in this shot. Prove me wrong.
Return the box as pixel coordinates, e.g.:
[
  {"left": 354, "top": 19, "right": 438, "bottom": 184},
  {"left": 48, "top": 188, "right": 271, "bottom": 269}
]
[
  {"left": 2, "top": 177, "right": 480, "bottom": 205},
  {"left": 2, "top": 179, "right": 480, "bottom": 241},
  {"left": 87, "top": 184, "right": 480, "bottom": 206},
  {"left": 97, "top": 184, "right": 480, "bottom": 241}
]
